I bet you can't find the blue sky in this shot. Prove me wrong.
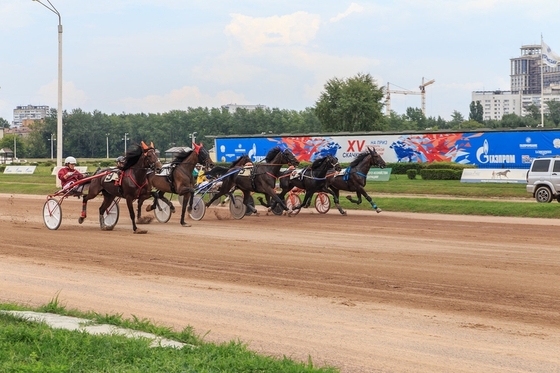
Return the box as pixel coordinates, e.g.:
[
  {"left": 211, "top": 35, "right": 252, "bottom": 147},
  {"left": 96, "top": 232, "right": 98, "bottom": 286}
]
[{"left": 1, "top": 0, "right": 559, "bottom": 124}]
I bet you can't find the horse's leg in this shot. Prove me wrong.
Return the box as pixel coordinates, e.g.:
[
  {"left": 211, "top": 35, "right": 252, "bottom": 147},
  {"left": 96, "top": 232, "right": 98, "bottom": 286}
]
[
  {"left": 243, "top": 190, "right": 259, "bottom": 215},
  {"left": 178, "top": 193, "right": 192, "bottom": 227},
  {"left": 125, "top": 197, "right": 144, "bottom": 233},
  {"left": 328, "top": 186, "right": 346, "bottom": 215},
  {"left": 79, "top": 195, "right": 88, "bottom": 224},
  {"left": 357, "top": 188, "right": 381, "bottom": 213}
]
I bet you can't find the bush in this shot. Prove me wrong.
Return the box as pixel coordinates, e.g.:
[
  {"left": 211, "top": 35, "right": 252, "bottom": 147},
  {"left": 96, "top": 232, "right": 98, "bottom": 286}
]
[
  {"left": 406, "top": 169, "right": 417, "bottom": 179},
  {"left": 420, "top": 169, "right": 463, "bottom": 180},
  {"left": 388, "top": 162, "right": 422, "bottom": 174}
]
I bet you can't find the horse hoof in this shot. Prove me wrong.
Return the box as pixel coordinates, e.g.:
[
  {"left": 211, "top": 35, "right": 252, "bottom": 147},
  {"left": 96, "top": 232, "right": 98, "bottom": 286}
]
[
  {"left": 341, "top": 211, "right": 348, "bottom": 216},
  {"left": 134, "top": 229, "right": 148, "bottom": 234},
  {"left": 181, "top": 222, "right": 192, "bottom": 227},
  {"left": 78, "top": 217, "right": 84, "bottom": 224},
  {"left": 376, "top": 208, "right": 382, "bottom": 213},
  {"left": 145, "top": 205, "right": 154, "bottom": 212},
  {"left": 345, "top": 195, "right": 353, "bottom": 201}
]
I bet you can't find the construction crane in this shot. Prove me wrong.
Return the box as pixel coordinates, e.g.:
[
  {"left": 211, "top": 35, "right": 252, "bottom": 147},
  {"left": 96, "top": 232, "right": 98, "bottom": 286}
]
[{"left": 385, "top": 77, "right": 435, "bottom": 117}]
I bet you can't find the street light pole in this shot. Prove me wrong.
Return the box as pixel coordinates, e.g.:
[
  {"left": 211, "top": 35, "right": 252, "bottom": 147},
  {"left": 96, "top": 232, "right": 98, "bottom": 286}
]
[
  {"left": 106, "top": 133, "right": 109, "bottom": 159},
  {"left": 33, "top": 0, "right": 63, "bottom": 168},
  {"left": 50, "top": 133, "right": 55, "bottom": 159},
  {"left": 191, "top": 132, "right": 197, "bottom": 146},
  {"left": 123, "top": 132, "right": 129, "bottom": 154}
]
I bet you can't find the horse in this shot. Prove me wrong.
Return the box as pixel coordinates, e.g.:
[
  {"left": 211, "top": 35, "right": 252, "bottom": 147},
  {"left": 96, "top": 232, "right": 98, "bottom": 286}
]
[
  {"left": 203, "top": 154, "right": 253, "bottom": 207},
  {"left": 233, "top": 146, "right": 300, "bottom": 214},
  {"left": 258, "top": 154, "right": 341, "bottom": 211},
  {"left": 80, "top": 142, "right": 162, "bottom": 233},
  {"left": 327, "top": 147, "right": 386, "bottom": 215},
  {"left": 147, "top": 143, "right": 214, "bottom": 227}
]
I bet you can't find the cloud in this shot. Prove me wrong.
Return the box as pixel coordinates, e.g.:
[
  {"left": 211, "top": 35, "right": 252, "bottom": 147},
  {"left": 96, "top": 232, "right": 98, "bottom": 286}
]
[
  {"left": 225, "top": 11, "right": 321, "bottom": 51},
  {"left": 37, "top": 80, "right": 88, "bottom": 111},
  {"left": 116, "top": 86, "right": 248, "bottom": 113},
  {"left": 330, "top": 3, "right": 364, "bottom": 22}
]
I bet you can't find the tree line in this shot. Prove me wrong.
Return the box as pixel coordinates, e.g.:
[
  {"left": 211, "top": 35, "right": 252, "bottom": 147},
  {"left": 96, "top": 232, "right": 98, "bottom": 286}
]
[{"left": 2, "top": 73, "right": 560, "bottom": 159}]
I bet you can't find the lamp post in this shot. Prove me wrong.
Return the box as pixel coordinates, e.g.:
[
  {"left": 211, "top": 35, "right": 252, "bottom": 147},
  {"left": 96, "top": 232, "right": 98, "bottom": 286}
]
[
  {"left": 123, "top": 132, "right": 129, "bottom": 154},
  {"left": 106, "top": 133, "right": 110, "bottom": 159},
  {"left": 13, "top": 136, "right": 17, "bottom": 162},
  {"left": 33, "top": 0, "right": 63, "bottom": 168},
  {"left": 190, "top": 132, "right": 197, "bottom": 146},
  {"left": 50, "top": 133, "right": 56, "bottom": 159}
]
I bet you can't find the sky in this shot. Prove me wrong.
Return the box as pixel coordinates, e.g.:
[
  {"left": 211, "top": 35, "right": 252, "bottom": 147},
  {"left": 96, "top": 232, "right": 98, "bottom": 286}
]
[{"left": 1, "top": 0, "right": 559, "bottom": 125}]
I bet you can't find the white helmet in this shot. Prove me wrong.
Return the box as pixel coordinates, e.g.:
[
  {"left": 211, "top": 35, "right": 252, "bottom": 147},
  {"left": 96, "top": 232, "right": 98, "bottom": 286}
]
[{"left": 65, "top": 156, "right": 77, "bottom": 165}]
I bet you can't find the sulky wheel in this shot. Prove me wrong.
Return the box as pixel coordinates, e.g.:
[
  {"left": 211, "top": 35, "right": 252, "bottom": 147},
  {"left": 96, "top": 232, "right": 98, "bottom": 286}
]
[
  {"left": 229, "top": 195, "right": 247, "bottom": 220},
  {"left": 189, "top": 195, "right": 206, "bottom": 221},
  {"left": 43, "top": 198, "right": 62, "bottom": 230},
  {"left": 286, "top": 193, "right": 301, "bottom": 215},
  {"left": 102, "top": 199, "right": 120, "bottom": 229},
  {"left": 153, "top": 198, "right": 172, "bottom": 223},
  {"left": 314, "top": 192, "right": 331, "bottom": 214}
]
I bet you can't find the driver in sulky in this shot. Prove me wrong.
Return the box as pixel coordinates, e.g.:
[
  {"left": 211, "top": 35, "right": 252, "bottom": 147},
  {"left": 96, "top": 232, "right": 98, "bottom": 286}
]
[{"left": 58, "top": 156, "right": 84, "bottom": 189}]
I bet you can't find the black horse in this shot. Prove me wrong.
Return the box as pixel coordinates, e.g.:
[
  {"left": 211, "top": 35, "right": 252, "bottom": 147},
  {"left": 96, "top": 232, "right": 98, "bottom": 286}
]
[
  {"left": 328, "top": 147, "right": 386, "bottom": 215},
  {"left": 233, "top": 146, "right": 300, "bottom": 214},
  {"left": 203, "top": 154, "right": 252, "bottom": 207},
  {"left": 259, "top": 154, "right": 341, "bottom": 211}
]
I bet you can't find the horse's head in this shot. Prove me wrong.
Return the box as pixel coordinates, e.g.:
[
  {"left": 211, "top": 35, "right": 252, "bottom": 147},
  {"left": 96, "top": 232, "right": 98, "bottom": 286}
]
[
  {"left": 232, "top": 154, "right": 252, "bottom": 167},
  {"left": 327, "top": 155, "right": 342, "bottom": 172},
  {"left": 368, "top": 147, "right": 386, "bottom": 169},
  {"left": 192, "top": 142, "right": 214, "bottom": 169},
  {"left": 141, "top": 141, "right": 162, "bottom": 171},
  {"left": 281, "top": 148, "right": 300, "bottom": 167}
]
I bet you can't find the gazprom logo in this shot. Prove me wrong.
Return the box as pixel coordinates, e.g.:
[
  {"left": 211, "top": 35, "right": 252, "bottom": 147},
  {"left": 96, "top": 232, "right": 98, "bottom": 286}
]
[{"left": 476, "top": 139, "right": 516, "bottom": 164}]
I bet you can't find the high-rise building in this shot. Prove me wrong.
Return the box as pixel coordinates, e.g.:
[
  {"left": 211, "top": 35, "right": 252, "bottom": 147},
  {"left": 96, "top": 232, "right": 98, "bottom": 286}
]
[
  {"left": 12, "top": 105, "right": 49, "bottom": 127},
  {"left": 472, "top": 44, "right": 560, "bottom": 120}
]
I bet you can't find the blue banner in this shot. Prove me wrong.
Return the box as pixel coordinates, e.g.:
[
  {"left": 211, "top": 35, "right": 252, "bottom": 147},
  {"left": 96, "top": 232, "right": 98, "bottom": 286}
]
[{"left": 214, "top": 130, "right": 560, "bottom": 168}]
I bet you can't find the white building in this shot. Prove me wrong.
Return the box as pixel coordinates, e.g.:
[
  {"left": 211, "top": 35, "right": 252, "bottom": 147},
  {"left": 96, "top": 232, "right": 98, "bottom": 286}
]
[
  {"left": 472, "top": 44, "right": 560, "bottom": 120},
  {"left": 12, "top": 105, "right": 49, "bottom": 127}
]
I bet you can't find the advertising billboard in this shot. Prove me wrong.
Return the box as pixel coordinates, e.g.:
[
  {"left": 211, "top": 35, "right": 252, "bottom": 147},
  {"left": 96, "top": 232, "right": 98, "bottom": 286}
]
[{"left": 215, "top": 130, "right": 560, "bottom": 168}]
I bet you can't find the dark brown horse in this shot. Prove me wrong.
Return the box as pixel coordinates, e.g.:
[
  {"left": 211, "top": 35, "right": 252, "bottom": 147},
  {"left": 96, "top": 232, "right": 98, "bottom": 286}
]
[
  {"left": 80, "top": 142, "right": 162, "bottom": 233},
  {"left": 328, "top": 147, "right": 386, "bottom": 215},
  {"left": 203, "top": 154, "right": 252, "bottom": 207},
  {"left": 233, "top": 146, "right": 300, "bottom": 214},
  {"left": 259, "top": 154, "right": 341, "bottom": 211},
  {"left": 147, "top": 143, "right": 213, "bottom": 226}
]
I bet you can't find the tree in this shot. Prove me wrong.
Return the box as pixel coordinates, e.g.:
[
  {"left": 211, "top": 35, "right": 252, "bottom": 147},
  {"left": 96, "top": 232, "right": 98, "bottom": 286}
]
[
  {"left": 314, "top": 73, "right": 386, "bottom": 132},
  {"left": 469, "top": 101, "right": 483, "bottom": 123},
  {"left": 448, "top": 110, "right": 465, "bottom": 129},
  {"left": 546, "top": 100, "right": 560, "bottom": 127},
  {"left": 0, "top": 117, "right": 9, "bottom": 128}
]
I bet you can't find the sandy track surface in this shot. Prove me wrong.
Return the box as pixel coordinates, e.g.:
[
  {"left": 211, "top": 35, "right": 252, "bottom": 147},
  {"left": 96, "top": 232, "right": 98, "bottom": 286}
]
[{"left": 0, "top": 193, "right": 559, "bottom": 373}]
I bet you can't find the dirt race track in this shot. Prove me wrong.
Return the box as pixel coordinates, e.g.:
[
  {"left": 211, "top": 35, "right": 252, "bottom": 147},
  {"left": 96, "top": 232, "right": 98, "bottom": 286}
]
[{"left": 1, "top": 193, "right": 559, "bottom": 373}]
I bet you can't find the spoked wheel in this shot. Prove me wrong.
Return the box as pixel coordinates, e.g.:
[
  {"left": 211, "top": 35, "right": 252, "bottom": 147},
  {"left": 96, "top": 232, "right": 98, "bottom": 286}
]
[
  {"left": 314, "top": 192, "right": 331, "bottom": 214},
  {"left": 271, "top": 199, "right": 284, "bottom": 216},
  {"left": 189, "top": 195, "right": 206, "bottom": 221},
  {"left": 153, "top": 198, "right": 172, "bottom": 223},
  {"left": 43, "top": 198, "right": 62, "bottom": 230},
  {"left": 286, "top": 193, "right": 302, "bottom": 215},
  {"left": 229, "top": 195, "right": 247, "bottom": 220},
  {"left": 102, "top": 199, "right": 120, "bottom": 229}
]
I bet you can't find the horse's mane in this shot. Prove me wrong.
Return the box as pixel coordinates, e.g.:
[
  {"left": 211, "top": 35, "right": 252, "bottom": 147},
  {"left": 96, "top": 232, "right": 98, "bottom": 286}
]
[
  {"left": 172, "top": 149, "right": 195, "bottom": 165},
  {"left": 349, "top": 151, "right": 370, "bottom": 168},
  {"left": 122, "top": 145, "right": 143, "bottom": 171},
  {"left": 265, "top": 147, "right": 282, "bottom": 162},
  {"left": 308, "top": 156, "right": 325, "bottom": 170},
  {"left": 232, "top": 154, "right": 249, "bottom": 166}
]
